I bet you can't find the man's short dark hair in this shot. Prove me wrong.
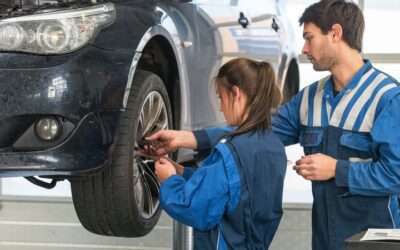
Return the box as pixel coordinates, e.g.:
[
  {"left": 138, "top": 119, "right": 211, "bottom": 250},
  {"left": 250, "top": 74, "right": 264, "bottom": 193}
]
[{"left": 299, "top": 0, "right": 364, "bottom": 52}]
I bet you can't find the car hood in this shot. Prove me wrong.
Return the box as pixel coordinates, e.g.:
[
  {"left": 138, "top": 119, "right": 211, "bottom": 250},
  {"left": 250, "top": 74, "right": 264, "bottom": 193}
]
[{"left": 0, "top": 0, "right": 107, "bottom": 19}]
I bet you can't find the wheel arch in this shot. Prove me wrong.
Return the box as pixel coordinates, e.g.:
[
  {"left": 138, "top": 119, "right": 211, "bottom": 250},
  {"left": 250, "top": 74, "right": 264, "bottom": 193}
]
[{"left": 136, "top": 35, "right": 182, "bottom": 130}]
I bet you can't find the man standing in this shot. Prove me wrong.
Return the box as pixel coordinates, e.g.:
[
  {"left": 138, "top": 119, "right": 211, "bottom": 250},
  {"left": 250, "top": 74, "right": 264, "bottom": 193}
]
[
  {"left": 274, "top": 0, "right": 400, "bottom": 249},
  {"left": 144, "top": 1, "right": 400, "bottom": 249}
]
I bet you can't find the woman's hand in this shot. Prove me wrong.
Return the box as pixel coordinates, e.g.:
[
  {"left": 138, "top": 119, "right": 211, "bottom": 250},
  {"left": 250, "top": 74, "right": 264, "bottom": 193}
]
[
  {"left": 155, "top": 157, "right": 177, "bottom": 183},
  {"left": 145, "top": 130, "right": 197, "bottom": 156}
]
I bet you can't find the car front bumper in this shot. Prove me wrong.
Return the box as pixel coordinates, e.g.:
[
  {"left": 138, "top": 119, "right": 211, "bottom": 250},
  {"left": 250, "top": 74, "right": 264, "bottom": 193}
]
[
  {"left": 0, "top": 111, "right": 122, "bottom": 177},
  {"left": 0, "top": 45, "right": 135, "bottom": 177}
]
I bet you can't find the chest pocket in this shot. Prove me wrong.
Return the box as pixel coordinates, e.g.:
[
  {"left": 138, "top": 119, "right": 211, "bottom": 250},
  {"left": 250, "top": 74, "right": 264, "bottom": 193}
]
[
  {"left": 299, "top": 129, "right": 323, "bottom": 155},
  {"left": 339, "top": 133, "right": 374, "bottom": 162}
]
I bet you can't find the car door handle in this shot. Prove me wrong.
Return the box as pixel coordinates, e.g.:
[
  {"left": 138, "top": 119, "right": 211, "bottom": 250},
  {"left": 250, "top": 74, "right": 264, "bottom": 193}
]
[
  {"left": 238, "top": 12, "right": 249, "bottom": 28},
  {"left": 272, "top": 18, "right": 279, "bottom": 32}
]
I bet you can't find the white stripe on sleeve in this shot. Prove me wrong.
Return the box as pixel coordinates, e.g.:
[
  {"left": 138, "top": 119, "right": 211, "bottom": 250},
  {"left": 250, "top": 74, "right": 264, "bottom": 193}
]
[{"left": 358, "top": 83, "right": 397, "bottom": 132}]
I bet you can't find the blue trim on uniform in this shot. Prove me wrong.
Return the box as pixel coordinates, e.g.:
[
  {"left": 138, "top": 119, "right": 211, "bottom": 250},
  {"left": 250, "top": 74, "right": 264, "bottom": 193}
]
[
  {"left": 321, "top": 93, "right": 329, "bottom": 126},
  {"left": 324, "top": 77, "right": 345, "bottom": 114},
  {"left": 216, "top": 142, "right": 241, "bottom": 212},
  {"left": 317, "top": 87, "right": 325, "bottom": 125},
  {"left": 339, "top": 70, "right": 379, "bottom": 128},
  {"left": 323, "top": 77, "right": 334, "bottom": 107}
]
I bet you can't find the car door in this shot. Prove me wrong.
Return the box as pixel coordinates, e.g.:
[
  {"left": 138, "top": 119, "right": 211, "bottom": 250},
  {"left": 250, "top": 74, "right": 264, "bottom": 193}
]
[
  {"left": 237, "top": 0, "right": 283, "bottom": 73},
  {"left": 189, "top": 0, "right": 251, "bottom": 129}
]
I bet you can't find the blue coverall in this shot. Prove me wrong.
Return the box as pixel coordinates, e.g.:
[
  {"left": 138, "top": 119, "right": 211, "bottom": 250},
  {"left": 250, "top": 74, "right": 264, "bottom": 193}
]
[
  {"left": 195, "top": 60, "right": 400, "bottom": 250},
  {"left": 160, "top": 130, "right": 287, "bottom": 249}
]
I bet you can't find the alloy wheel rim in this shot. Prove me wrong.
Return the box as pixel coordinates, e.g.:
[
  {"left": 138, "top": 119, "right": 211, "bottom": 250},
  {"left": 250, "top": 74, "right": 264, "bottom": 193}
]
[{"left": 133, "top": 91, "right": 168, "bottom": 219}]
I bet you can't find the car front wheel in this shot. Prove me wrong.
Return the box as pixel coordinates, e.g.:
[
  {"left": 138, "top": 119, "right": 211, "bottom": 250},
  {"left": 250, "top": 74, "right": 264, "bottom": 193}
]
[{"left": 70, "top": 70, "right": 172, "bottom": 237}]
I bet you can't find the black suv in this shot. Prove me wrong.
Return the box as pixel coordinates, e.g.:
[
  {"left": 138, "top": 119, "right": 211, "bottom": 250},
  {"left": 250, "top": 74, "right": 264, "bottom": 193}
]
[{"left": 0, "top": 0, "right": 299, "bottom": 237}]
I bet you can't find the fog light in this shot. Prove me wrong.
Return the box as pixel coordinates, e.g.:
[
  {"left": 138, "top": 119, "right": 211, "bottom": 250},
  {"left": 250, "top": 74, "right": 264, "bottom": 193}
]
[{"left": 35, "top": 117, "right": 60, "bottom": 141}]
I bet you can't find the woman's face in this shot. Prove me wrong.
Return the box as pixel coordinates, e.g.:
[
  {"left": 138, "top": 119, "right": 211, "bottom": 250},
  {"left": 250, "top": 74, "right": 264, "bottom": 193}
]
[{"left": 217, "top": 85, "right": 246, "bottom": 126}]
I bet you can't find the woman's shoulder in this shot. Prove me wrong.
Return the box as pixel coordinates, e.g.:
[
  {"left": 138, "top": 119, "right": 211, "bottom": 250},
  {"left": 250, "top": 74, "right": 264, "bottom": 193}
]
[
  {"left": 227, "top": 130, "right": 284, "bottom": 151},
  {"left": 220, "top": 131, "right": 286, "bottom": 170}
]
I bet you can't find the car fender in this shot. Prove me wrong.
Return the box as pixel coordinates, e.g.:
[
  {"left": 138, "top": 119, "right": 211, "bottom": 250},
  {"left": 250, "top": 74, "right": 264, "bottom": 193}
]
[{"left": 123, "top": 8, "right": 192, "bottom": 129}]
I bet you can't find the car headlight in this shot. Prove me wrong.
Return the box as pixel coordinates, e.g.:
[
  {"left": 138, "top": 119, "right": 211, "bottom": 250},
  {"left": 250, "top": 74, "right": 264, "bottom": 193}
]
[{"left": 0, "top": 3, "right": 115, "bottom": 54}]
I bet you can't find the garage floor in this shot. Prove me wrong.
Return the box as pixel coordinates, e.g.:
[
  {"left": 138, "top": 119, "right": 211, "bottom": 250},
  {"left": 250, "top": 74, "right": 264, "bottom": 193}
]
[{"left": 0, "top": 196, "right": 311, "bottom": 250}]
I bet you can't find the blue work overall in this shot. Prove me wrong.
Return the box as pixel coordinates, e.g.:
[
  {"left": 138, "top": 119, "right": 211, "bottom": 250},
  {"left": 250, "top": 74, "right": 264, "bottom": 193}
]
[
  {"left": 194, "top": 60, "right": 400, "bottom": 249},
  {"left": 274, "top": 60, "right": 400, "bottom": 250},
  {"left": 161, "top": 130, "right": 287, "bottom": 249}
]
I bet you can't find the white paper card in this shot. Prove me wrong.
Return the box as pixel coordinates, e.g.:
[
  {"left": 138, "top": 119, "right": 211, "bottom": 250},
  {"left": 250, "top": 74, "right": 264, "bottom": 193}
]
[{"left": 360, "top": 229, "right": 400, "bottom": 241}]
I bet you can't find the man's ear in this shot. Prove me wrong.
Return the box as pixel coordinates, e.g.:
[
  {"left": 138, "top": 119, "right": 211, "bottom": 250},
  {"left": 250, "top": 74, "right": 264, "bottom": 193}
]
[{"left": 331, "top": 23, "right": 343, "bottom": 42}]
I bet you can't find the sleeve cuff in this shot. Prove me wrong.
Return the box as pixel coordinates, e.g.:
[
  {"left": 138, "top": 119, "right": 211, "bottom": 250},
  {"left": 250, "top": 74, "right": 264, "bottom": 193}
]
[
  {"left": 193, "top": 130, "right": 210, "bottom": 150},
  {"left": 335, "top": 160, "right": 350, "bottom": 187},
  {"left": 183, "top": 167, "right": 197, "bottom": 180},
  {"left": 193, "top": 130, "right": 211, "bottom": 159}
]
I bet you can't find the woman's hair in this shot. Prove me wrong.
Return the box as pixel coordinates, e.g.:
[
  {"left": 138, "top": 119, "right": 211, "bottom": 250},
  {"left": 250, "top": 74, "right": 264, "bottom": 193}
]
[{"left": 215, "top": 57, "right": 281, "bottom": 137}]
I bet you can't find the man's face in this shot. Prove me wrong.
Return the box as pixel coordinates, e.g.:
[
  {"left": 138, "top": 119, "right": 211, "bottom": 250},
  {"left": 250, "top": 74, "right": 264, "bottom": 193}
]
[{"left": 302, "top": 22, "right": 336, "bottom": 71}]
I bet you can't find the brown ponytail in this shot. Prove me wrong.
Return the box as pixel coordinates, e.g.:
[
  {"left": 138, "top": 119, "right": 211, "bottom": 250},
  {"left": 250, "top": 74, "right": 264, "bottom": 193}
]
[{"left": 215, "top": 58, "right": 281, "bottom": 137}]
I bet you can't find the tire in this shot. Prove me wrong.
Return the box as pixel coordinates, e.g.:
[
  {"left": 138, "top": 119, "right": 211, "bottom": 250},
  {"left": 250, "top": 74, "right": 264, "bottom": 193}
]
[
  {"left": 282, "top": 61, "right": 299, "bottom": 103},
  {"left": 70, "top": 70, "right": 172, "bottom": 237}
]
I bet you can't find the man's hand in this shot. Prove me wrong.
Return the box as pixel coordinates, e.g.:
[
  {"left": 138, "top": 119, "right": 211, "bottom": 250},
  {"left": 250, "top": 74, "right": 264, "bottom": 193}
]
[
  {"left": 145, "top": 130, "right": 197, "bottom": 156},
  {"left": 293, "top": 153, "right": 337, "bottom": 181},
  {"left": 155, "top": 157, "right": 177, "bottom": 183}
]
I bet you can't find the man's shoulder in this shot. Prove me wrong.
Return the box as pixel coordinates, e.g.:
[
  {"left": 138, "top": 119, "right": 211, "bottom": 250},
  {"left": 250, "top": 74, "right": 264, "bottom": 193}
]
[
  {"left": 370, "top": 66, "right": 399, "bottom": 85},
  {"left": 367, "top": 66, "right": 400, "bottom": 103}
]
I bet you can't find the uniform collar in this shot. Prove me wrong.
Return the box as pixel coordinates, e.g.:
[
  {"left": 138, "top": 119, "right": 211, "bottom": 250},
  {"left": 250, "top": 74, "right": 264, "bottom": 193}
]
[
  {"left": 342, "top": 59, "right": 372, "bottom": 91},
  {"left": 323, "top": 59, "right": 372, "bottom": 96}
]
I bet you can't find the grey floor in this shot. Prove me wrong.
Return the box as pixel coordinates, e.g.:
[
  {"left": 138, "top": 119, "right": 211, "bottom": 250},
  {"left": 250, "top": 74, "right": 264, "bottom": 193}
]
[{"left": 0, "top": 196, "right": 311, "bottom": 250}]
